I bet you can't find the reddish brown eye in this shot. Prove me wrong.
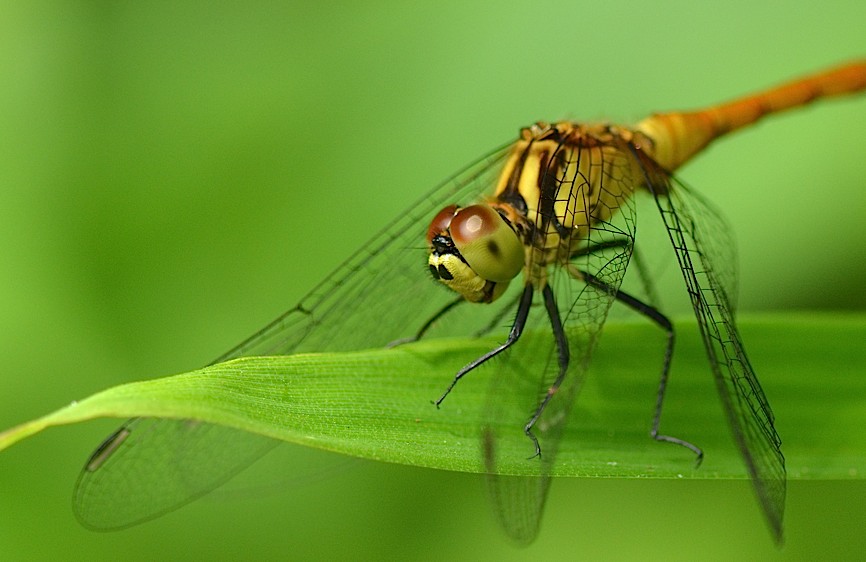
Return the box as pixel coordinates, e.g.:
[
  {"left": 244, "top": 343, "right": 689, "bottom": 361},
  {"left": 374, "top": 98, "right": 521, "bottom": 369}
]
[
  {"left": 449, "top": 204, "right": 524, "bottom": 283},
  {"left": 426, "top": 204, "right": 459, "bottom": 244},
  {"left": 449, "top": 205, "right": 500, "bottom": 245}
]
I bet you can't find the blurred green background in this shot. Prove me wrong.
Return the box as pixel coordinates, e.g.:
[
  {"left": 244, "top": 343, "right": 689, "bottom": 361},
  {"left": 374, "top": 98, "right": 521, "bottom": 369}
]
[{"left": 1, "top": 1, "right": 864, "bottom": 560}]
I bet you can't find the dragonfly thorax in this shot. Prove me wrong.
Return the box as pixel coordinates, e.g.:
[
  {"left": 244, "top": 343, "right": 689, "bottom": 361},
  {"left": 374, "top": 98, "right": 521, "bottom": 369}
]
[{"left": 426, "top": 203, "right": 525, "bottom": 303}]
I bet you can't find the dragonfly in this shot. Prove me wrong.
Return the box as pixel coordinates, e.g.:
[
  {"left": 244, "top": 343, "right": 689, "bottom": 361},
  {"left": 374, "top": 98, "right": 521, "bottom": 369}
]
[{"left": 73, "top": 61, "right": 866, "bottom": 543}]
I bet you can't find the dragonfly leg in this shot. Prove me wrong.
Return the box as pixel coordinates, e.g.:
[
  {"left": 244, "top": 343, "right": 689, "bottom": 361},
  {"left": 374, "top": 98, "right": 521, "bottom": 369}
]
[
  {"left": 472, "top": 290, "right": 523, "bottom": 338},
  {"left": 581, "top": 271, "right": 703, "bottom": 465},
  {"left": 572, "top": 238, "right": 661, "bottom": 307},
  {"left": 523, "top": 283, "right": 570, "bottom": 459},
  {"left": 386, "top": 295, "right": 465, "bottom": 348},
  {"left": 435, "top": 285, "right": 534, "bottom": 408},
  {"left": 570, "top": 237, "right": 632, "bottom": 258}
]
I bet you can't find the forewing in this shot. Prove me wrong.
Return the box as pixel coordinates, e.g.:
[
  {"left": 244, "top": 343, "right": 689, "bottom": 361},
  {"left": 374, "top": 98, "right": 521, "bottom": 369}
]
[
  {"left": 636, "top": 149, "right": 786, "bottom": 542},
  {"left": 483, "top": 139, "right": 638, "bottom": 544},
  {"left": 73, "top": 143, "right": 520, "bottom": 529}
]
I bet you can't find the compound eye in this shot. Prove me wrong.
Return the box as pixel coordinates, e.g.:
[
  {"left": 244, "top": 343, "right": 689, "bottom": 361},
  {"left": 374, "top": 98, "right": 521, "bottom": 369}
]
[
  {"left": 449, "top": 205, "right": 524, "bottom": 283},
  {"left": 426, "top": 204, "right": 459, "bottom": 244}
]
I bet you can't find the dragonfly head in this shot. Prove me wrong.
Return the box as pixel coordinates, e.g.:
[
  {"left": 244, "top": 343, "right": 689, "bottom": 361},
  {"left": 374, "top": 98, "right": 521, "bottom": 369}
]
[{"left": 426, "top": 204, "right": 524, "bottom": 303}]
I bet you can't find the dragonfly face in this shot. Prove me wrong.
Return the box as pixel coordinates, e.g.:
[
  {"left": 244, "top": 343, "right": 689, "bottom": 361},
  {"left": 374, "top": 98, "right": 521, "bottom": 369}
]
[{"left": 426, "top": 203, "right": 524, "bottom": 303}]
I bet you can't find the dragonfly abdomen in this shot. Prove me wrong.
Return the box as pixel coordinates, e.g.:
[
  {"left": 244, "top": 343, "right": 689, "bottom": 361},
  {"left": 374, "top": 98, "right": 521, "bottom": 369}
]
[{"left": 637, "top": 61, "right": 866, "bottom": 172}]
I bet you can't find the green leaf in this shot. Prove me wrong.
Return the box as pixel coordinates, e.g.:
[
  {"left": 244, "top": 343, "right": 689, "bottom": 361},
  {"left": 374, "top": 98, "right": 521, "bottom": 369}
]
[{"left": 1, "top": 314, "right": 864, "bottom": 480}]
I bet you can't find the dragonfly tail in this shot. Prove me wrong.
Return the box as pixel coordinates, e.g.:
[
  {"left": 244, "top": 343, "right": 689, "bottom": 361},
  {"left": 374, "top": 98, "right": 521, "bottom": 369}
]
[{"left": 636, "top": 60, "right": 866, "bottom": 172}]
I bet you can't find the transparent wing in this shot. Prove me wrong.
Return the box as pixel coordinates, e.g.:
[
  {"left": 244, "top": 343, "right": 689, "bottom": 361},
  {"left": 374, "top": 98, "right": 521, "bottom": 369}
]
[
  {"left": 482, "top": 140, "right": 637, "bottom": 544},
  {"left": 73, "top": 142, "right": 525, "bottom": 529},
  {"left": 73, "top": 419, "right": 279, "bottom": 530},
  {"left": 634, "top": 149, "right": 786, "bottom": 542}
]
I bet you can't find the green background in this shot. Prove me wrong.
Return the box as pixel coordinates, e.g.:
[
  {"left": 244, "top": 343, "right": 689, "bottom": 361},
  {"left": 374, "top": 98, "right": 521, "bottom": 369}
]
[{"left": 1, "top": 1, "right": 863, "bottom": 560}]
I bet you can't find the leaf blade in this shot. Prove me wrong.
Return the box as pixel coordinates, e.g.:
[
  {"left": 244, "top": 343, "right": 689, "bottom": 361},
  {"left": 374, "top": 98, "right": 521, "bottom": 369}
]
[{"left": 1, "top": 315, "right": 863, "bottom": 480}]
